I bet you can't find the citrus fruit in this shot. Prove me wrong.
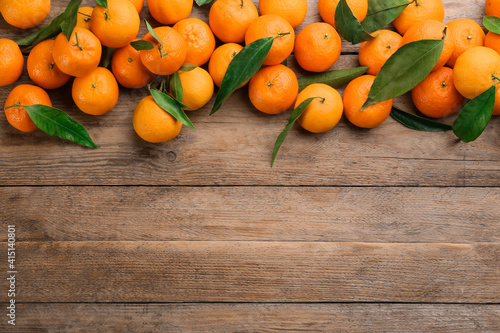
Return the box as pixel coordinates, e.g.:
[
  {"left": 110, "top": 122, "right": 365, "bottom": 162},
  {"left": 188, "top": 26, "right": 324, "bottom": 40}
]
[
  {"left": 52, "top": 26, "right": 102, "bottom": 78},
  {"left": 359, "top": 30, "right": 403, "bottom": 75},
  {"left": 445, "top": 18, "right": 485, "bottom": 67},
  {"left": 401, "top": 19, "right": 453, "bottom": 72},
  {"left": 173, "top": 18, "right": 216, "bottom": 66},
  {"left": 343, "top": 75, "right": 393, "bottom": 128},
  {"left": 4, "top": 84, "right": 52, "bottom": 132},
  {"left": 411, "top": 67, "right": 464, "bottom": 118},
  {"left": 494, "top": 86, "right": 500, "bottom": 115},
  {"left": 248, "top": 64, "right": 299, "bottom": 114},
  {"left": 0, "top": 38, "right": 24, "bottom": 87},
  {"left": 27, "top": 40, "right": 71, "bottom": 90},
  {"left": 485, "top": 31, "right": 500, "bottom": 56},
  {"left": 72, "top": 67, "right": 119, "bottom": 116},
  {"left": 129, "top": 0, "right": 144, "bottom": 13},
  {"left": 208, "top": 43, "right": 245, "bottom": 88},
  {"left": 245, "top": 14, "right": 295, "bottom": 66},
  {"left": 294, "top": 22, "right": 341, "bottom": 72},
  {"left": 90, "top": 0, "right": 140, "bottom": 49},
  {"left": 0, "top": 0, "right": 50, "bottom": 29},
  {"left": 486, "top": 0, "right": 500, "bottom": 16},
  {"left": 453, "top": 46, "right": 500, "bottom": 99},
  {"left": 318, "top": 0, "right": 368, "bottom": 28},
  {"left": 111, "top": 41, "right": 155, "bottom": 89},
  {"left": 148, "top": 0, "right": 193, "bottom": 25},
  {"left": 133, "top": 95, "right": 182, "bottom": 143},
  {"left": 76, "top": 6, "right": 94, "bottom": 30},
  {"left": 139, "top": 26, "right": 187, "bottom": 76},
  {"left": 176, "top": 67, "right": 214, "bottom": 111},
  {"left": 259, "top": 0, "right": 308, "bottom": 28},
  {"left": 209, "top": 0, "right": 259, "bottom": 43},
  {"left": 393, "top": 0, "right": 445, "bottom": 35},
  {"left": 295, "top": 83, "right": 343, "bottom": 133}
]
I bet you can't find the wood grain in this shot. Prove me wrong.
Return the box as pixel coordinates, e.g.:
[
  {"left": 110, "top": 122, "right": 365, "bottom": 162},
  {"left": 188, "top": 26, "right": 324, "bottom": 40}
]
[
  {"left": 5, "top": 241, "right": 499, "bottom": 303},
  {"left": 9, "top": 303, "right": 500, "bottom": 333},
  {"left": 2, "top": 186, "right": 499, "bottom": 243}
]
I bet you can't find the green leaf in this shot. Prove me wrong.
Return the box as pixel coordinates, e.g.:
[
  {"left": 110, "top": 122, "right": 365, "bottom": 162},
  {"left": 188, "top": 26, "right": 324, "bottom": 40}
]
[
  {"left": 179, "top": 63, "right": 198, "bottom": 72},
  {"left": 144, "top": 19, "right": 163, "bottom": 48},
  {"left": 211, "top": 36, "right": 275, "bottom": 115},
  {"left": 391, "top": 106, "right": 453, "bottom": 132},
  {"left": 100, "top": 46, "right": 115, "bottom": 68},
  {"left": 483, "top": 16, "right": 500, "bottom": 34},
  {"left": 298, "top": 66, "right": 369, "bottom": 91},
  {"left": 169, "top": 72, "right": 191, "bottom": 109},
  {"left": 281, "top": 59, "right": 288, "bottom": 67},
  {"left": 271, "top": 98, "right": 317, "bottom": 167},
  {"left": 24, "top": 104, "right": 99, "bottom": 148},
  {"left": 362, "top": 38, "right": 444, "bottom": 110},
  {"left": 453, "top": 85, "right": 496, "bottom": 142},
  {"left": 335, "top": 0, "right": 374, "bottom": 44},
  {"left": 150, "top": 89, "right": 195, "bottom": 129},
  {"left": 195, "top": 0, "right": 213, "bottom": 5},
  {"left": 130, "top": 40, "right": 155, "bottom": 51},
  {"left": 362, "top": 0, "right": 409, "bottom": 33},
  {"left": 60, "top": 0, "right": 81, "bottom": 40},
  {"left": 96, "top": 0, "right": 108, "bottom": 8}
]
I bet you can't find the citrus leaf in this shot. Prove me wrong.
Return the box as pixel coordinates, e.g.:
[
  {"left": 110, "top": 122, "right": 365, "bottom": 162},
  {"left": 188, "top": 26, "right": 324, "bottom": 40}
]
[
  {"left": 362, "top": 38, "right": 444, "bottom": 110},
  {"left": 169, "top": 73, "right": 191, "bottom": 109},
  {"left": 453, "top": 85, "right": 496, "bottom": 142},
  {"left": 179, "top": 63, "right": 197, "bottom": 71},
  {"left": 60, "top": 0, "right": 81, "bottom": 40},
  {"left": 298, "top": 66, "right": 369, "bottom": 91},
  {"left": 335, "top": 0, "right": 374, "bottom": 44},
  {"left": 362, "top": 0, "right": 409, "bottom": 33},
  {"left": 391, "top": 106, "right": 452, "bottom": 132},
  {"left": 195, "top": 0, "right": 213, "bottom": 5},
  {"left": 96, "top": 0, "right": 108, "bottom": 8},
  {"left": 100, "top": 46, "right": 115, "bottom": 68},
  {"left": 150, "top": 89, "right": 195, "bottom": 129},
  {"left": 130, "top": 40, "right": 155, "bottom": 51},
  {"left": 144, "top": 19, "right": 163, "bottom": 48},
  {"left": 281, "top": 59, "right": 288, "bottom": 66},
  {"left": 483, "top": 16, "right": 500, "bottom": 34},
  {"left": 211, "top": 36, "right": 275, "bottom": 115},
  {"left": 24, "top": 104, "right": 99, "bottom": 148},
  {"left": 272, "top": 97, "right": 317, "bottom": 167}
]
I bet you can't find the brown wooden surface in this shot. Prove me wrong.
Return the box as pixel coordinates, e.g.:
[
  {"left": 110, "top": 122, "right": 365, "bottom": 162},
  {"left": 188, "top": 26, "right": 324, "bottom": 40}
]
[{"left": 1, "top": 0, "right": 499, "bottom": 331}]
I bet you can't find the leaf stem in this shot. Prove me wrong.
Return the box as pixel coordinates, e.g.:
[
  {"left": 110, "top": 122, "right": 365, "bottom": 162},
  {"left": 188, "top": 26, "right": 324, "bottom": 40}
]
[
  {"left": 4, "top": 102, "right": 23, "bottom": 110},
  {"left": 69, "top": 32, "right": 84, "bottom": 50},
  {"left": 78, "top": 11, "right": 91, "bottom": 17},
  {"left": 276, "top": 32, "right": 291, "bottom": 38},
  {"left": 493, "top": 73, "right": 500, "bottom": 82}
]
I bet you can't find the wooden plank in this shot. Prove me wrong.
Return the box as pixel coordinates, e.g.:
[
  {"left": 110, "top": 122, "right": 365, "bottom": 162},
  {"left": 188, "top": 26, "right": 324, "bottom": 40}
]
[
  {"left": 2, "top": 186, "right": 499, "bottom": 243},
  {"left": 5, "top": 241, "right": 499, "bottom": 303},
  {"left": 9, "top": 303, "right": 500, "bottom": 333}
]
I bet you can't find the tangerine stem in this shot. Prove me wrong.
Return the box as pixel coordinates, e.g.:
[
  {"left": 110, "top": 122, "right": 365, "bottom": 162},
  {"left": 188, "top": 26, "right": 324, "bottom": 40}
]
[
  {"left": 69, "top": 32, "right": 84, "bottom": 51},
  {"left": 276, "top": 32, "right": 291, "bottom": 38},
  {"left": 78, "top": 11, "right": 91, "bottom": 17},
  {"left": 4, "top": 102, "right": 23, "bottom": 110},
  {"left": 493, "top": 73, "right": 500, "bottom": 82}
]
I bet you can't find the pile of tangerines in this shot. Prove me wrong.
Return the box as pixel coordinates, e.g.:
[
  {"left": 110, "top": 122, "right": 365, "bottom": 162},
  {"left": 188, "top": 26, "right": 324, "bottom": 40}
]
[{"left": 1, "top": 0, "right": 500, "bottom": 155}]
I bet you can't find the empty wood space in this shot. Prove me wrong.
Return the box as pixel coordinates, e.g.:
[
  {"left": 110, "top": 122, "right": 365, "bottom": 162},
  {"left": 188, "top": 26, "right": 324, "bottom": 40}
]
[{"left": 1, "top": 0, "right": 499, "bottom": 331}]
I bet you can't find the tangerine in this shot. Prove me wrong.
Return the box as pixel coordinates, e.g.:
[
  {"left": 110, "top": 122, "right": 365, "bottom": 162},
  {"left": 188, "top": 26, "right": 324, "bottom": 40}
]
[
  {"left": 0, "top": 38, "right": 24, "bottom": 87},
  {"left": 173, "top": 18, "right": 216, "bottom": 66},
  {"left": 486, "top": 0, "right": 500, "bottom": 16},
  {"left": 76, "top": 6, "right": 94, "bottom": 30},
  {"left": 208, "top": 43, "right": 245, "bottom": 88},
  {"left": 393, "top": 0, "right": 445, "bottom": 35},
  {"left": 148, "top": 0, "right": 193, "bottom": 25},
  {"left": 176, "top": 67, "right": 214, "bottom": 111},
  {"left": 359, "top": 30, "right": 402, "bottom": 75},
  {"left": 318, "top": 0, "right": 368, "bottom": 28},
  {"left": 259, "top": 0, "right": 307, "bottom": 28},
  {"left": 209, "top": 0, "right": 259, "bottom": 43},
  {"left": 72, "top": 67, "right": 119, "bottom": 116},
  {"left": 111, "top": 41, "right": 155, "bottom": 89},
  {"left": 27, "top": 39, "right": 71, "bottom": 90},
  {"left": 445, "top": 18, "right": 485, "bottom": 67},
  {"left": 485, "top": 31, "right": 500, "bottom": 56},
  {"left": 0, "top": 0, "right": 50, "bottom": 29}
]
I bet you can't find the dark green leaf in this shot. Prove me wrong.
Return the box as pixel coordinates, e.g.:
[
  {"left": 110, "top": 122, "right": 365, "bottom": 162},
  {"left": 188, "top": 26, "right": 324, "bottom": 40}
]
[
  {"left": 130, "top": 40, "right": 155, "bottom": 50},
  {"left": 195, "top": 0, "right": 213, "bottom": 5},
  {"left": 298, "top": 66, "right": 369, "bottom": 91},
  {"left": 281, "top": 59, "right": 288, "bottom": 66},
  {"left": 453, "top": 85, "right": 496, "bottom": 142},
  {"left": 60, "top": 0, "right": 81, "bottom": 40},
  {"left": 150, "top": 89, "right": 195, "bottom": 129},
  {"left": 363, "top": 38, "right": 444, "bottom": 109},
  {"left": 24, "top": 104, "right": 99, "bottom": 148},
  {"left": 272, "top": 97, "right": 317, "bottom": 167},
  {"left": 145, "top": 19, "right": 163, "bottom": 47},
  {"left": 391, "top": 106, "right": 452, "bottom": 132},
  {"left": 100, "top": 47, "right": 115, "bottom": 68},
  {"left": 169, "top": 72, "right": 191, "bottom": 109},
  {"left": 96, "top": 0, "right": 108, "bottom": 8},
  {"left": 362, "top": 0, "right": 409, "bottom": 33},
  {"left": 483, "top": 16, "right": 500, "bottom": 34},
  {"left": 179, "top": 63, "right": 197, "bottom": 72},
  {"left": 211, "top": 36, "right": 275, "bottom": 115},
  {"left": 335, "top": 0, "right": 374, "bottom": 44}
]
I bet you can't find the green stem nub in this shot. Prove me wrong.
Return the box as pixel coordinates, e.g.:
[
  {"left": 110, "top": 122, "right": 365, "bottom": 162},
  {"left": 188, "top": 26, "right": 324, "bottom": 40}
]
[{"left": 69, "top": 32, "right": 84, "bottom": 51}]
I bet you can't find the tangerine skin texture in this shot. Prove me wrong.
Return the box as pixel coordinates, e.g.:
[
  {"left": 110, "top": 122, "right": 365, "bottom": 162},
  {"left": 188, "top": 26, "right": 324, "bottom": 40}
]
[
  {"left": 173, "top": 18, "right": 216, "bottom": 66},
  {"left": 259, "top": 0, "right": 308, "bottom": 28},
  {"left": 4, "top": 84, "right": 52, "bottom": 132},
  {"left": 148, "top": 0, "right": 193, "bottom": 25},
  {"left": 359, "top": 30, "right": 402, "bottom": 75},
  {"left": 296, "top": 83, "right": 344, "bottom": 133},
  {"left": 393, "top": 0, "right": 445, "bottom": 35},
  {"left": 0, "top": 0, "right": 50, "bottom": 29},
  {"left": 133, "top": 95, "right": 182, "bottom": 143},
  {"left": 177, "top": 67, "right": 214, "bottom": 111},
  {"left": 27, "top": 40, "right": 71, "bottom": 90},
  {"left": 445, "top": 18, "right": 485, "bottom": 68},
  {"left": 208, "top": 43, "right": 245, "bottom": 88},
  {"left": 343, "top": 75, "right": 393, "bottom": 129},
  {"left": 248, "top": 64, "right": 299, "bottom": 115},
  {"left": 209, "top": 0, "right": 259, "bottom": 43},
  {"left": 0, "top": 38, "right": 24, "bottom": 87},
  {"left": 111, "top": 42, "right": 155, "bottom": 89}
]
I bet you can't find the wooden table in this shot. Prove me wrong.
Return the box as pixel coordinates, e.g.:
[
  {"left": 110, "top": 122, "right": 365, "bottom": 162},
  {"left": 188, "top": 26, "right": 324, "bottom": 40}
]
[{"left": 1, "top": 0, "right": 499, "bottom": 331}]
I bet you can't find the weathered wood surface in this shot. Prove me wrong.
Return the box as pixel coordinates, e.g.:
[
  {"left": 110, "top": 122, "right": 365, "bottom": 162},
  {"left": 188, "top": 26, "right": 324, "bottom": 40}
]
[
  {"left": 1, "top": 186, "right": 499, "bottom": 243},
  {"left": 2, "top": 241, "right": 498, "bottom": 303},
  {"left": 8, "top": 303, "right": 500, "bottom": 333}
]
